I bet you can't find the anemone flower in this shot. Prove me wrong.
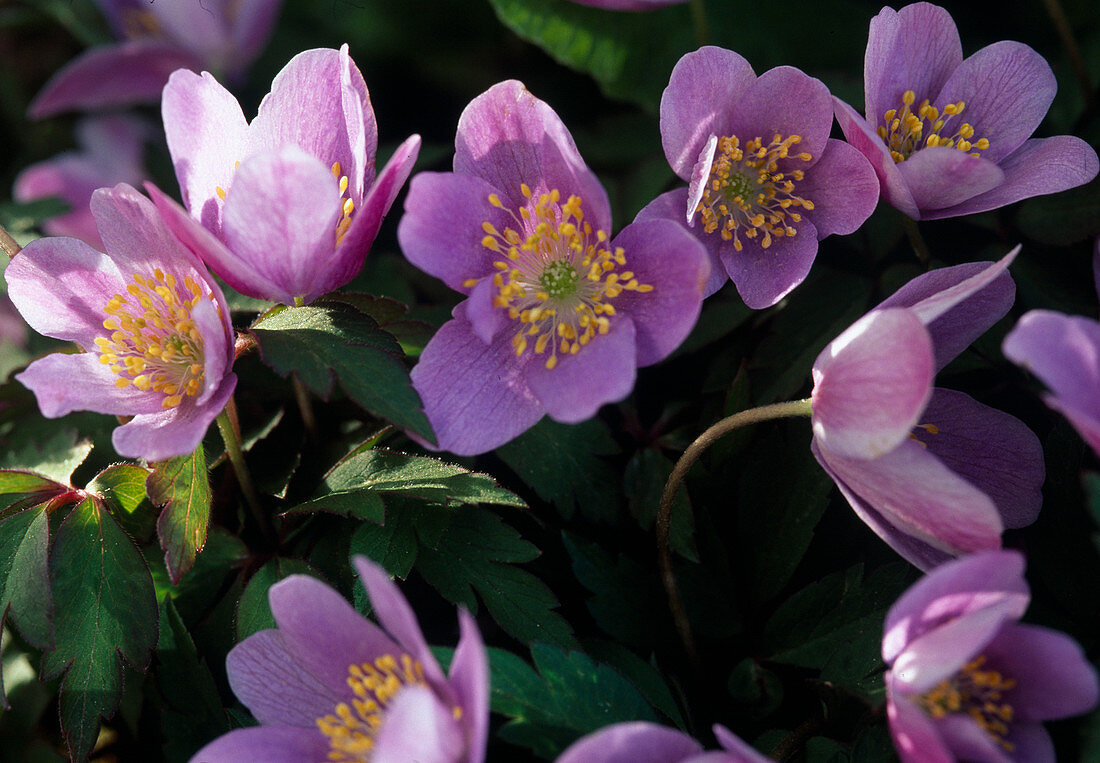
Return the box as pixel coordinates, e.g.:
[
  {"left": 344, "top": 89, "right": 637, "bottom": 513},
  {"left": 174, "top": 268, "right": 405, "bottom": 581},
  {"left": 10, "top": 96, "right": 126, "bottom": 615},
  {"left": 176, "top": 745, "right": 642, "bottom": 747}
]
[
  {"left": 556, "top": 721, "right": 770, "bottom": 762},
  {"left": 397, "top": 80, "right": 710, "bottom": 455},
  {"left": 154, "top": 45, "right": 420, "bottom": 306},
  {"left": 638, "top": 46, "right": 880, "bottom": 306},
  {"left": 5, "top": 183, "right": 236, "bottom": 461},
  {"left": 28, "top": 0, "right": 281, "bottom": 118},
  {"left": 13, "top": 115, "right": 149, "bottom": 249},
  {"left": 884, "top": 550, "right": 1098, "bottom": 761},
  {"left": 833, "top": 2, "right": 1098, "bottom": 220},
  {"left": 191, "top": 555, "right": 488, "bottom": 763},
  {"left": 810, "top": 249, "right": 1044, "bottom": 569}
]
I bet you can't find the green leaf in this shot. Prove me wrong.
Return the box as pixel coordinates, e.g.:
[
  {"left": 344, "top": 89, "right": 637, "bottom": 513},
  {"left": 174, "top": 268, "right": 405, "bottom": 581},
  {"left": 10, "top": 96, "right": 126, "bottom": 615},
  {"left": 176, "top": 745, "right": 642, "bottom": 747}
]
[
  {"left": 489, "top": 644, "right": 658, "bottom": 759},
  {"left": 416, "top": 507, "right": 576, "bottom": 649},
  {"left": 348, "top": 501, "right": 428, "bottom": 580},
  {"left": 0, "top": 505, "right": 53, "bottom": 703},
  {"left": 155, "top": 598, "right": 230, "bottom": 761},
  {"left": 0, "top": 429, "right": 92, "bottom": 486},
  {"left": 236, "top": 558, "right": 324, "bottom": 641},
  {"left": 41, "top": 497, "right": 158, "bottom": 762},
  {"left": 0, "top": 197, "right": 71, "bottom": 235},
  {"left": 86, "top": 464, "right": 157, "bottom": 543},
  {"left": 288, "top": 447, "right": 524, "bottom": 522},
  {"left": 147, "top": 446, "right": 211, "bottom": 585},
  {"left": 249, "top": 302, "right": 434, "bottom": 442},
  {"left": 496, "top": 418, "right": 621, "bottom": 522},
  {"left": 1016, "top": 177, "right": 1100, "bottom": 245}
]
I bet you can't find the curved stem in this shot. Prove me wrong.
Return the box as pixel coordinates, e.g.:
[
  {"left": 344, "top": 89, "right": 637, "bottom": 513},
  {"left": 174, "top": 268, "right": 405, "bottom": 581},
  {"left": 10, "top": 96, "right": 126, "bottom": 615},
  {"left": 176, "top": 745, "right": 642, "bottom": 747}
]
[
  {"left": 216, "top": 404, "right": 271, "bottom": 542},
  {"left": 1040, "top": 0, "right": 1093, "bottom": 110},
  {"left": 657, "top": 399, "right": 813, "bottom": 667},
  {"left": 292, "top": 374, "right": 318, "bottom": 440},
  {"left": 0, "top": 224, "right": 21, "bottom": 259},
  {"left": 900, "top": 215, "right": 931, "bottom": 268},
  {"left": 689, "top": 0, "right": 709, "bottom": 46}
]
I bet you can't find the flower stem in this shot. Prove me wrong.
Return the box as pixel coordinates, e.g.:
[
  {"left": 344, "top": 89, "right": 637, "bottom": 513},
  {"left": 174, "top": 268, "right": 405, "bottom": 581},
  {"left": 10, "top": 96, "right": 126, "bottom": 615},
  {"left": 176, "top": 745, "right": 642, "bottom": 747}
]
[
  {"left": 657, "top": 398, "right": 813, "bottom": 667},
  {"left": 292, "top": 374, "right": 318, "bottom": 440},
  {"left": 0, "top": 225, "right": 22, "bottom": 259},
  {"left": 216, "top": 403, "right": 270, "bottom": 542},
  {"left": 689, "top": 0, "right": 709, "bottom": 46},
  {"left": 900, "top": 214, "right": 931, "bottom": 268}
]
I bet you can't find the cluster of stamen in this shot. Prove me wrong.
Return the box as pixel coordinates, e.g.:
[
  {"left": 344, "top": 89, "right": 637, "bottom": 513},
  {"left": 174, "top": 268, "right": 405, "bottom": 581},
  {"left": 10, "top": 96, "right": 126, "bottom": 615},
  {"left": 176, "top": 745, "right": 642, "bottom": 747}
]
[
  {"left": 466, "top": 185, "right": 652, "bottom": 370},
  {"left": 94, "top": 269, "right": 210, "bottom": 410},
  {"left": 879, "top": 90, "right": 991, "bottom": 163},
  {"left": 214, "top": 160, "right": 355, "bottom": 245},
  {"left": 315, "top": 653, "right": 427, "bottom": 761},
  {"left": 695, "top": 134, "right": 814, "bottom": 252},
  {"left": 917, "top": 655, "right": 1017, "bottom": 752}
]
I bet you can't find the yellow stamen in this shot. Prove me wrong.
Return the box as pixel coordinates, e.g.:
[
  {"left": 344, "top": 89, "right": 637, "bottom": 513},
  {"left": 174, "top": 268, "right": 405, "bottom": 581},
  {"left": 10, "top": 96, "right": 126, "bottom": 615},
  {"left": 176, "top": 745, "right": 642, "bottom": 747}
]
[{"left": 880, "top": 90, "right": 990, "bottom": 162}]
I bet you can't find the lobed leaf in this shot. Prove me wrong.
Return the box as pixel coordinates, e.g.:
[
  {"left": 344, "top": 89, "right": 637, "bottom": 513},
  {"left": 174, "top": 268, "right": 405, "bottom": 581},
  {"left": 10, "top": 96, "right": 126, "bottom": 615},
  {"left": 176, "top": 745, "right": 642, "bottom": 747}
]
[{"left": 147, "top": 446, "right": 211, "bottom": 585}]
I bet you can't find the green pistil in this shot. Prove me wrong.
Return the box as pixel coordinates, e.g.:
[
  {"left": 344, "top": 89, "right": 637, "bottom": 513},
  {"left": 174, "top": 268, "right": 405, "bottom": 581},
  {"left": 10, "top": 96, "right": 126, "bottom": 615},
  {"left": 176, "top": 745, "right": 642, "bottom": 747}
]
[
  {"left": 540, "top": 260, "right": 579, "bottom": 300},
  {"left": 723, "top": 171, "right": 756, "bottom": 203}
]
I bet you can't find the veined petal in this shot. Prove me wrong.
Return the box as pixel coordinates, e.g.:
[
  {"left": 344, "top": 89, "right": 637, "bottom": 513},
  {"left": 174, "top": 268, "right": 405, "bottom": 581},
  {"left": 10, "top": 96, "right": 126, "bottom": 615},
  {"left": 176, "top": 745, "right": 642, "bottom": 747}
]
[
  {"left": 608, "top": 219, "right": 709, "bottom": 366},
  {"left": 935, "top": 41, "right": 1056, "bottom": 164},
  {"left": 410, "top": 312, "right": 543, "bottom": 455},
  {"left": 814, "top": 438, "right": 1004, "bottom": 558},
  {"left": 811, "top": 308, "right": 934, "bottom": 460},
  {"left": 729, "top": 65, "right": 833, "bottom": 168},
  {"left": 721, "top": 218, "right": 820, "bottom": 309},
  {"left": 634, "top": 189, "right": 727, "bottom": 297},
  {"left": 162, "top": 68, "right": 249, "bottom": 235},
  {"left": 795, "top": 138, "right": 880, "bottom": 238},
  {"left": 685, "top": 135, "right": 718, "bottom": 225},
  {"left": 112, "top": 373, "right": 236, "bottom": 462},
  {"left": 834, "top": 97, "right": 921, "bottom": 219},
  {"left": 660, "top": 46, "right": 757, "bottom": 180},
  {"left": 453, "top": 80, "right": 611, "bottom": 232},
  {"left": 371, "top": 685, "right": 465, "bottom": 763},
  {"left": 863, "top": 3, "right": 962, "bottom": 127},
  {"left": 450, "top": 610, "right": 489, "bottom": 763},
  {"left": 557, "top": 721, "right": 704, "bottom": 763},
  {"left": 190, "top": 726, "right": 331, "bottom": 763},
  {"left": 895, "top": 147, "right": 1003, "bottom": 212},
  {"left": 882, "top": 550, "right": 1028, "bottom": 665},
  {"left": 221, "top": 147, "right": 342, "bottom": 305},
  {"left": 28, "top": 41, "right": 201, "bottom": 118},
  {"left": 16, "top": 353, "right": 164, "bottom": 418}
]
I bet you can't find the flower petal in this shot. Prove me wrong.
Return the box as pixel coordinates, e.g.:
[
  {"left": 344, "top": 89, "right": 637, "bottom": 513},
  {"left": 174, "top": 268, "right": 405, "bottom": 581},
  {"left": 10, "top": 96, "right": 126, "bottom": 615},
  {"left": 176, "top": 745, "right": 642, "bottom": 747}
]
[
  {"left": 352, "top": 557, "right": 449, "bottom": 691},
  {"left": 882, "top": 549, "right": 1028, "bottom": 666},
  {"left": 449, "top": 609, "right": 489, "bottom": 763},
  {"left": 811, "top": 308, "right": 934, "bottom": 460},
  {"left": 397, "top": 171, "right": 511, "bottom": 292},
  {"left": 112, "top": 373, "right": 236, "bottom": 462},
  {"left": 189, "top": 726, "right": 331, "bottom": 763},
  {"left": 936, "top": 41, "right": 1056, "bottom": 164},
  {"left": 895, "top": 147, "right": 1004, "bottom": 212},
  {"left": 634, "top": 189, "right": 727, "bottom": 297},
  {"left": 372, "top": 685, "right": 466, "bottom": 763},
  {"left": 249, "top": 46, "right": 375, "bottom": 198},
  {"left": 863, "top": 3, "right": 962, "bottom": 128},
  {"left": 410, "top": 312, "right": 543, "bottom": 455},
  {"left": 221, "top": 147, "right": 342, "bottom": 305},
  {"left": 557, "top": 721, "right": 704, "bottom": 763},
  {"left": 917, "top": 389, "right": 1043, "bottom": 530},
  {"left": 660, "top": 46, "right": 757, "bottom": 180},
  {"left": 28, "top": 41, "right": 202, "bottom": 119},
  {"left": 453, "top": 80, "right": 611, "bottom": 232},
  {"left": 934, "top": 714, "right": 1013, "bottom": 763},
  {"left": 607, "top": 219, "right": 709, "bottom": 366},
  {"left": 886, "top": 689, "right": 954, "bottom": 763},
  {"left": 814, "top": 438, "right": 1004, "bottom": 559},
  {"left": 523, "top": 317, "right": 637, "bottom": 424},
  {"left": 712, "top": 724, "right": 770, "bottom": 761},
  {"left": 833, "top": 97, "right": 920, "bottom": 218},
  {"left": 795, "top": 139, "right": 880, "bottom": 238},
  {"left": 877, "top": 251, "right": 1017, "bottom": 370},
  {"left": 226, "top": 629, "right": 342, "bottom": 727},
  {"left": 729, "top": 66, "right": 833, "bottom": 168},
  {"left": 1002, "top": 723, "right": 1055, "bottom": 763},
  {"left": 983, "top": 623, "right": 1099, "bottom": 721},
  {"left": 721, "top": 217, "right": 820, "bottom": 309},
  {"left": 685, "top": 134, "right": 717, "bottom": 224},
  {"left": 267, "top": 574, "right": 401, "bottom": 699},
  {"left": 922, "top": 136, "right": 1100, "bottom": 220},
  {"left": 162, "top": 68, "right": 249, "bottom": 235},
  {"left": 329, "top": 134, "right": 422, "bottom": 290},
  {"left": 16, "top": 353, "right": 163, "bottom": 418},
  {"left": 1003, "top": 309, "right": 1100, "bottom": 457},
  {"left": 228, "top": 0, "right": 285, "bottom": 75}
]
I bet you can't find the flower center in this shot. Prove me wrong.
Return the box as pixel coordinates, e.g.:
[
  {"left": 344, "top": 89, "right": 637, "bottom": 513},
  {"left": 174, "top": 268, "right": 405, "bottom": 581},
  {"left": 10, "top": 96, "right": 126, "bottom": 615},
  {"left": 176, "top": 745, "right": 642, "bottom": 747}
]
[
  {"left": 215, "top": 160, "right": 355, "bottom": 245},
  {"left": 878, "top": 90, "right": 991, "bottom": 163},
  {"left": 315, "top": 653, "right": 426, "bottom": 762},
  {"left": 916, "top": 655, "right": 1016, "bottom": 752},
  {"left": 94, "top": 269, "right": 212, "bottom": 410},
  {"left": 466, "top": 185, "right": 652, "bottom": 370},
  {"left": 695, "top": 134, "right": 814, "bottom": 252}
]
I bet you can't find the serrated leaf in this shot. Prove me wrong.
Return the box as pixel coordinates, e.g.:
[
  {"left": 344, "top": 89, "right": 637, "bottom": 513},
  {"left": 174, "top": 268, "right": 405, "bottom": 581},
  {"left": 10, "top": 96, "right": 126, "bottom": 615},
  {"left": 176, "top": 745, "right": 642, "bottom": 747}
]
[
  {"left": 156, "top": 598, "right": 229, "bottom": 761},
  {"left": 147, "top": 446, "right": 211, "bottom": 585},
  {"left": 41, "top": 497, "right": 158, "bottom": 762},
  {"left": 0, "top": 506, "right": 53, "bottom": 706},
  {"left": 416, "top": 507, "right": 576, "bottom": 649},
  {"left": 249, "top": 303, "right": 434, "bottom": 442},
  {"left": 287, "top": 447, "right": 524, "bottom": 521},
  {"left": 489, "top": 643, "right": 658, "bottom": 758},
  {"left": 0, "top": 429, "right": 92, "bottom": 485},
  {"left": 348, "top": 503, "right": 425, "bottom": 580},
  {"left": 87, "top": 464, "right": 156, "bottom": 542},
  {"left": 236, "top": 558, "right": 324, "bottom": 641},
  {"left": 496, "top": 418, "right": 621, "bottom": 522}
]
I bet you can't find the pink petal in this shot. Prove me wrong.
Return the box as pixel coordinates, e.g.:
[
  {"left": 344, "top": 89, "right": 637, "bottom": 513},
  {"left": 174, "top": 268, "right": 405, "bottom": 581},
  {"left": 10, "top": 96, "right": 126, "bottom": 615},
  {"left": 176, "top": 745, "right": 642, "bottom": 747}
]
[
  {"left": 720, "top": 218, "right": 821, "bottom": 309},
  {"left": 833, "top": 97, "right": 920, "bottom": 218},
  {"left": 112, "top": 373, "right": 236, "bottom": 461},
  {"left": 372, "top": 685, "right": 465, "bottom": 763},
  {"left": 450, "top": 610, "right": 489, "bottom": 763},
  {"left": 190, "top": 726, "right": 331, "bottom": 763},
  {"left": 895, "top": 147, "right": 1004, "bottom": 212},
  {"left": 886, "top": 681, "right": 954, "bottom": 763}
]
